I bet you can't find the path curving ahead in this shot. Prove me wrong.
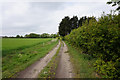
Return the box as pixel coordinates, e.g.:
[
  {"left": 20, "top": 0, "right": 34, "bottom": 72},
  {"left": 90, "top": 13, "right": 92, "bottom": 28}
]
[{"left": 17, "top": 41, "right": 60, "bottom": 78}]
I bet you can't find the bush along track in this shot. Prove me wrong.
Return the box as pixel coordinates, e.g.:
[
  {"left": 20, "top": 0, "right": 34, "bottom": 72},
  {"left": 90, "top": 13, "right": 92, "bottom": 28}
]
[
  {"left": 65, "top": 14, "right": 120, "bottom": 78},
  {"left": 38, "top": 40, "right": 62, "bottom": 78},
  {"left": 2, "top": 39, "right": 58, "bottom": 78}
]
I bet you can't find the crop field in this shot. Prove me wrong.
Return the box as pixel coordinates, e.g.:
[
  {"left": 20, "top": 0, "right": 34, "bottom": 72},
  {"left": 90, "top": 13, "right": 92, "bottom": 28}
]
[
  {"left": 2, "top": 38, "right": 52, "bottom": 56},
  {"left": 2, "top": 38, "right": 58, "bottom": 78},
  {"left": 2, "top": 38, "right": 52, "bottom": 50}
]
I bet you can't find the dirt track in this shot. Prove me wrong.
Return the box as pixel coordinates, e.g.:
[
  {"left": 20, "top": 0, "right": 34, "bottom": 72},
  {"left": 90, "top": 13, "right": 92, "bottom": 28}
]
[
  {"left": 55, "top": 41, "right": 74, "bottom": 78},
  {"left": 17, "top": 41, "right": 60, "bottom": 78},
  {"left": 17, "top": 41, "right": 74, "bottom": 78}
]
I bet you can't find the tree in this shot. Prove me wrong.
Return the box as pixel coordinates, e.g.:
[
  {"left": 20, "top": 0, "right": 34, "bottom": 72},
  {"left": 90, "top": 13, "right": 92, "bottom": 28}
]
[
  {"left": 78, "top": 16, "right": 87, "bottom": 27},
  {"left": 16, "top": 35, "right": 20, "bottom": 38},
  {"left": 20, "top": 35, "right": 23, "bottom": 38},
  {"left": 78, "top": 16, "right": 96, "bottom": 27},
  {"left": 70, "top": 16, "right": 78, "bottom": 30},
  {"left": 25, "top": 33, "right": 40, "bottom": 38},
  {"left": 40, "top": 33, "right": 50, "bottom": 38},
  {"left": 25, "top": 34, "right": 29, "bottom": 38},
  {"left": 50, "top": 34, "right": 57, "bottom": 38},
  {"left": 3, "top": 36, "right": 8, "bottom": 38},
  {"left": 107, "top": 0, "right": 120, "bottom": 13},
  {"left": 59, "top": 16, "right": 96, "bottom": 37},
  {"left": 59, "top": 16, "right": 71, "bottom": 36}
]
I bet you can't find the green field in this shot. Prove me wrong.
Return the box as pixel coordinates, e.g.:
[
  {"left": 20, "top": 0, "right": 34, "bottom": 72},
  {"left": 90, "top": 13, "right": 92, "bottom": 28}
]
[
  {"left": 2, "top": 38, "right": 52, "bottom": 56},
  {"left": 2, "top": 38, "right": 58, "bottom": 78},
  {"left": 2, "top": 38, "right": 52, "bottom": 50}
]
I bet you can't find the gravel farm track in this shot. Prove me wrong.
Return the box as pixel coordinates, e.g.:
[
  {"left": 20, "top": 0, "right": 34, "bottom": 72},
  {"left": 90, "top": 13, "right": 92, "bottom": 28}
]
[{"left": 16, "top": 41, "right": 74, "bottom": 78}]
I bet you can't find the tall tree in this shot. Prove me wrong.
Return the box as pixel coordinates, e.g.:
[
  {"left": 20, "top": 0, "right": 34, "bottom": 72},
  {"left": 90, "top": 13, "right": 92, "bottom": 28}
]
[
  {"left": 78, "top": 16, "right": 87, "bottom": 27},
  {"left": 70, "top": 16, "right": 78, "bottom": 32},
  {"left": 107, "top": 0, "right": 120, "bottom": 13},
  {"left": 59, "top": 16, "right": 96, "bottom": 37},
  {"left": 59, "top": 16, "right": 70, "bottom": 36},
  {"left": 78, "top": 16, "right": 96, "bottom": 27}
]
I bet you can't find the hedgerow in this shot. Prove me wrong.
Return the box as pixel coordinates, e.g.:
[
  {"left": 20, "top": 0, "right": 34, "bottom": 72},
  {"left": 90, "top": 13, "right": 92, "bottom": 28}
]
[{"left": 65, "top": 14, "right": 120, "bottom": 78}]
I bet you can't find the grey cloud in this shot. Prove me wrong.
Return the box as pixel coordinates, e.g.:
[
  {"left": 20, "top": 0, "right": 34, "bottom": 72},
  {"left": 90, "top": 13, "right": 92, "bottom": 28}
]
[
  {"left": 2, "top": 2, "right": 116, "bottom": 36},
  {"left": 30, "top": 2, "right": 65, "bottom": 11}
]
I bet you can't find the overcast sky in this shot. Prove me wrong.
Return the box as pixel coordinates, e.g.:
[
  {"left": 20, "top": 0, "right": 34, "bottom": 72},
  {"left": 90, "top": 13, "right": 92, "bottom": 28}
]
[{"left": 1, "top": 0, "right": 117, "bottom": 36}]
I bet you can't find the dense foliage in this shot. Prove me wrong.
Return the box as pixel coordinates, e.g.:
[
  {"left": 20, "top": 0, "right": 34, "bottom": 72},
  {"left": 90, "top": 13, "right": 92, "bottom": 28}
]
[
  {"left": 58, "top": 16, "right": 95, "bottom": 36},
  {"left": 65, "top": 14, "right": 120, "bottom": 78}
]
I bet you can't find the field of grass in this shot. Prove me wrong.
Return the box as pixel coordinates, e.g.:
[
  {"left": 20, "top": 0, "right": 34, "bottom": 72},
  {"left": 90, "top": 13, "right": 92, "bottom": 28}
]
[
  {"left": 65, "top": 41, "right": 98, "bottom": 78},
  {"left": 2, "top": 38, "right": 52, "bottom": 56},
  {"left": 2, "top": 38, "right": 58, "bottom": 78}
]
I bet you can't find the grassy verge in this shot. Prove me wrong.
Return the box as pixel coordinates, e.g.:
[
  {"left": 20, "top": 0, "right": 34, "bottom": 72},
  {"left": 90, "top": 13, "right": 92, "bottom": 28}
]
[
  {"left": 2, "top": 39, "right": 58, "bottom": 78},
  {"left": 38, "top": 41, "right": 62, "bottom": 78},
  {"left": 65, "top": 41, "right": 98, "bottom": 78}
]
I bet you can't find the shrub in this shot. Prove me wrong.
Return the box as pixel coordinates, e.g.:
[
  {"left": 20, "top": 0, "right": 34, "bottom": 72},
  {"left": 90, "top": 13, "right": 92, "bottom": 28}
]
[{"left": 65, "top": 14, "right": 120, "bottom": 78}]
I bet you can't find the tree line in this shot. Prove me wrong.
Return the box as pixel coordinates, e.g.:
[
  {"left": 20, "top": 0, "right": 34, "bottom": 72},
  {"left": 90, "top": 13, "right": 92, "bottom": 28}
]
[
  {"left": 58, "top": 0, "right": 120, "bottom": 37},
  {"left": 58, "top": 16, "right": 96, "bottom": 36},
  {"left": 3, "top": 33, "right": 59, "bottom": 38}
]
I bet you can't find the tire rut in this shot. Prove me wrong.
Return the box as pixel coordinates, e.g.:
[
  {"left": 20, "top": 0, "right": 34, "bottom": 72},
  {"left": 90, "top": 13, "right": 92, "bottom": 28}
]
[
  {"left": 17, "top": 41, "right": 60, "bottom": 78},
  {"left": 55, "top": 41, "right": 74, "bottom": 78}
]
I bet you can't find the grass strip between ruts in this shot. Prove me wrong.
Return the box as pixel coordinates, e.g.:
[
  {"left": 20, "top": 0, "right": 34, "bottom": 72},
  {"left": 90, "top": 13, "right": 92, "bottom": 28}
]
[{"left": 38, "top": 40, "right": 62, "bottom": 78}]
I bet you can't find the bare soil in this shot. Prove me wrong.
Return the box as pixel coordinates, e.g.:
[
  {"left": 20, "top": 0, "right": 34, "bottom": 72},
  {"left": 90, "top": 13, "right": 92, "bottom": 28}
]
[
  {"left": 16, "top": 41, "right": 74, "bottom": 78},
  {"left": 17, "top": 41, "right": 60, "bottom": 78},
  {"left": 55, "top": 41, "right": 74, "bottom": 78}
]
